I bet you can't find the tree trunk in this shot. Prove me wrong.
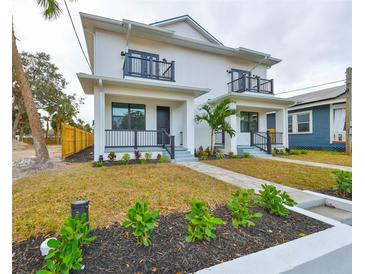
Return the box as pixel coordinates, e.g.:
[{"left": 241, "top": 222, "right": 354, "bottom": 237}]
[
  {"left": 56, "top": 122, "right": 61, "bottom": 145},
  {"left": 45, "top": 120, "right": 49, "bottom": 140},
  {"left": 12, "top": 24, "right": 49, "bottom": 161},
  {"left": 12, "top": 109, "right": 22, "bottom": 139},
  {"left": 19, "top": 126, "right": 24, "bottom": 142},
  {"left": 210, "top": 130, "right": 215, "bottom": 155},
  {"left": 345, "top": 67, "right": 352, "bottom": 155}
]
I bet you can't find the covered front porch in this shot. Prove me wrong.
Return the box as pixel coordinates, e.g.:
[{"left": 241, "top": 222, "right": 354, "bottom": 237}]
[{"left": 212, "top": 93, "right": 294, "bottom": 155}]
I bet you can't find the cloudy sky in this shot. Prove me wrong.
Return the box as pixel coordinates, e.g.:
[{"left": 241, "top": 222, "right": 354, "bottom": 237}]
[{"left": 13, "top": 0, "right": 351, "bottom": 124}]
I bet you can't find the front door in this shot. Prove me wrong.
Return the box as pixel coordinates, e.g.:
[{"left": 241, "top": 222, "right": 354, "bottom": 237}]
[{"left": 157, "top": 106, "right": 170, "bottom": 145}]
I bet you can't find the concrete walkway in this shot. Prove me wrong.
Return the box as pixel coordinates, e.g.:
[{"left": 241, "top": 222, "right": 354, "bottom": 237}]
[
  {"left": 179, "top": 161, "right": 323, "bottom": 206},
  {"left": 264, "top": 156, "right": 352, "bottom": 172}
]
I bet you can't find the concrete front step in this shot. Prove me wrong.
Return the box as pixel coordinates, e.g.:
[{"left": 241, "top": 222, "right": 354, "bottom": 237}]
[{"left": 163, "top": 147, "right": 197, "bottom": 162}]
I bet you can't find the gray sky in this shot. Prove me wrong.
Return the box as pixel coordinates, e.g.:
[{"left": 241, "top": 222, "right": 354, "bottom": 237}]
[{"left": 13, "top": 0, "right": 351, "bottom": 124}]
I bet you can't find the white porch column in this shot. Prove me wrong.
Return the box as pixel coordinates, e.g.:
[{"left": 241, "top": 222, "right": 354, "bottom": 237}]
[
  {"left": 93, "top": 80, "right": 105, "bottom": 161},
  {"left": 276, "top": 107, "right": 288, "bottom": 148},
  {"left": 184, "top": 98, "right": 195, "bottom": 153},
  {"left": 224, "top": 102, "right": 237, "bottom": 155}
]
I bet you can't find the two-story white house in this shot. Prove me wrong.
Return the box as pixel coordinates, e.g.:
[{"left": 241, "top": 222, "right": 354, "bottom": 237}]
[{"left": 77, "top": 13, "right": 293, "bottom": 161}]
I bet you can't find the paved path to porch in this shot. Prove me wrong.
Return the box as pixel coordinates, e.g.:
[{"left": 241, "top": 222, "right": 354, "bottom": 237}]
[
  {"left": 262, "top": 156, "right": 352, "bottom": 172},
  {"left": 178, "top": 161, "right": 323, "bottom": 206}
]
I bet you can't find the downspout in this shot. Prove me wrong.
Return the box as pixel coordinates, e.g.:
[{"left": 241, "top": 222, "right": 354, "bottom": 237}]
[{"left": 121, "top": 23, "right": 132, "bottom": 75}]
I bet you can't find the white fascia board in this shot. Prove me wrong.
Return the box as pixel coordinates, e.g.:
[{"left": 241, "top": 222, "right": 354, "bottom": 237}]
[
  {"left": 289, "top": 98, "right": 346, "bottom": 111},
  {"left": 209, "top": 92, "right": 294, "bottom": 106},
  {"left": 77, "top": 73, "right": 210, "bottom": 98},
  {"left": 79, "top": 12, "right": 281, "bottom": 67}
]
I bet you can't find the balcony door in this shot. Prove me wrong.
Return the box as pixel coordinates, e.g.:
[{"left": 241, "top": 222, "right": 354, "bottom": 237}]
[
  {"left": 231, "top": 69, "right": 251, "bottom": 92},
  {"left": 128, "top": 50, "right": 159, "bottom": 78},
  {"left": 157, "top": 106, "right": 170, "bottom": 145}
]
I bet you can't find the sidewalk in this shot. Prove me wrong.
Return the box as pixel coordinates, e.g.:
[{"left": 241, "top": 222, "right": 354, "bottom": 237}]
[
  {"left": 179, "top": 161, "right": 323, "bottom": 206},
  {"left": 266, "top": 157, "right": 352, "bottom": 172}
]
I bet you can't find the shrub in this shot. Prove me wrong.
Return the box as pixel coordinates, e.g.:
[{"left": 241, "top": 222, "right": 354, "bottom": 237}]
[
  {"left": 228, "top": 189, "right": 262, "bottom": 228},
  {"left": 157, "top": 153, "right": 162, "bottom": 160},
  {"left": 243, "top": 152, "right": 252, "bottom": 158},
  {"left": 255, "top": 184, "right": 296, "bottom": 217},
  {"left": 119, "top": 159, "right": 127, "bottom": 165},
  {"left": 333, "top": 170, "right": 352, "bottom": 196},
  {"left": 122, "top": 153, "right": 131, "bottom": 162},
  {"left": 290, "top": 149, "right": 308, "bottom": 155},
  {"left": 228, "top": 151, "right": 235, "bottom": 158},
  {"left": 159, "top": 155, "right": 169, "bottom": 163},
  {"left": 144, "top": 152, "right": 152, "bottom": 162},
  {"left": 134, "top": 150, "right": 142, "bottom": 160},
  {"left": 107, "top": 151, "right": 116, "bottom": 162},
  {"left": 37, "top": 214, "right": 96, "bottom": 274},
  {"left": 185, "top": 200, "right": 223, "bottom": 242},
  {"left": 215, "top": 151, "right": 225, "bottom": 160},
  {"left": 95, "top": 161, "right": 103, "bottom": 167},
  {"left": 122, "top": 201, "right": 160, "bottom": 247}
]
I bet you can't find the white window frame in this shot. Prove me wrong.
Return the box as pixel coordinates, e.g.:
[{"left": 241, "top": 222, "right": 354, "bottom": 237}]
[
  {"left": 288, "top": 110, "right": 313, "bottom": 134},
  {"left": 329, "top": 103, "right": 346, "bottom": 143}
]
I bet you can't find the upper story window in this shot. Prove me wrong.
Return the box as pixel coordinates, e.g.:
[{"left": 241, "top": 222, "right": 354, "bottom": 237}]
[
  {"left": 112, "top": 102, "right": 145, "bottom": 130},
  {"left": 123, "top": 49, "right": 175, "bottom": 81},
  {"left": 240, "top": 111, "right": 259, "bottom": 132},
  {"left": 288, "top": 111, "right": 312, "bottom": 134}
]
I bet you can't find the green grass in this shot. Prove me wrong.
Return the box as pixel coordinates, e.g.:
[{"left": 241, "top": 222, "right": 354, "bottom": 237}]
[
  {"left": 206, "top": 158, "right": 338, "bottom": 191},
  {"left": 279, "top": 150, "right": 352, "bottom": 166},
  {"left": 13, "top": 163, "right": 239, "bottom": 242}
]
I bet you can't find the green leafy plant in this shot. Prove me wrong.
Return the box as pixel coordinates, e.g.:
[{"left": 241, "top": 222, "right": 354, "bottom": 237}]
[
  {"left": 185, "top": 200, "right": 223, "bottom": 242},
  {"left": 122, "top": 153, "right": 131, "bottom": 162},
  {"left": 228, "top": 151, "right": 235, "bottom": 158},
  {"left": 122, "top": 201, "right": 160, "bottom": 247},
  {"left": 159, "top": 155, "right": 169, "bottom": 163},
  {"left": 290, "top": 149, "right": 308, "bottom": 155},
  {"left": 37, "top": 214, "right": 96, "bottom": 274},
  {"left": 333, "top": 170, "right": 352, "bottom": 196},
  {"left": 118, "top": 159, "right": 127, "bottom": 165},
  {"left": 228, "top": 189, "right": 262, "bottom": 228},
  {"left": 95, "top": 160, "right": 103, "bottom": 167},
  {"left": 215, "top": 151, "right": 225, "bottom": 160},
  {"left": 107, "top": 151, "right": 116, "bottom": 162},
  {"left": 243, "top": 152, "right": 252, "bottom": 158},
  {"left": 255, "top": 184, "right": 296, "bottom": 217},
  {"left": 144, "top": 152, "right": 152, "bottom": 162}
]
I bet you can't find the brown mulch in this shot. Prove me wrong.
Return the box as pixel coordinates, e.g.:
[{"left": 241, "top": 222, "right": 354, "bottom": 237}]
[
  {"left": 64, "top": 147, "right": 94, "bottom": 163},
  {"left": 12, "top": 205, "right": 331, "bottom": 274}
]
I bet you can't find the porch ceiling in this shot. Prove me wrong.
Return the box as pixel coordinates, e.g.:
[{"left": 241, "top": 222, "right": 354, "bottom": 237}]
[{"left": 77, "top": 73, "right": 210, "bottom": 98}]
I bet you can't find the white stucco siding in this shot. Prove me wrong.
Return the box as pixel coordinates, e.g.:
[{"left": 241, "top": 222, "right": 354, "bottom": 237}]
[{"left": 93, "top": 29, "right": 268, "bottom": 103}]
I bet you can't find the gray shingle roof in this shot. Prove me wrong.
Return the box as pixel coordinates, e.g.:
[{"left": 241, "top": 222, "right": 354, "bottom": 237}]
[{"left": 289, "top": 85, "right": 346, "bottom": 106}]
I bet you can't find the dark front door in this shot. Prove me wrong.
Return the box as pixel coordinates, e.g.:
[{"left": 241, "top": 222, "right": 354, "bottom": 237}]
[
  {"left": 157, "top": 106, "right": 170, "bottom": 145},
  {"left": 231, "top": 69, "right": 251, "bottom": 92}
]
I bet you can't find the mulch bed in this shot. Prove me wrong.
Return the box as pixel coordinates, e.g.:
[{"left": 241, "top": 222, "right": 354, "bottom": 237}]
[
  {"left": 317, "top": 189, "right": 352, "bottom": 201},
  {"left": 64, "top": 147, "right": 94, "bottom": 163},
  {"left": 13, "top": 205, "right": 331, "bottom": 274}
]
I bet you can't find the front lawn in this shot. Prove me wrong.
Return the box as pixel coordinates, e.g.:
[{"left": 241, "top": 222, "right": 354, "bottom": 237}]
[
  {"left": 279, "top": 150, "right": 352, "bottom": 166},
  {"left": 206, "top": 158, "right": 338, "bottom": 191},
  {"left": 13, "top": 162, "right": 239, "bottom": 242}
]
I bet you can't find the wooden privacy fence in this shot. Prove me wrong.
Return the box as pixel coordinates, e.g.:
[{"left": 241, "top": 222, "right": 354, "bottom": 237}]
[{"left": 61, "top": 123, "right": 94, "bottom": 159}]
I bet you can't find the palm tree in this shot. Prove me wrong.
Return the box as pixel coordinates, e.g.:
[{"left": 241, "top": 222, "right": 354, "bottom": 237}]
[
  {"left": 195, "top": 98, "right": 236, "bottom": 155},
  {"left": 12, "top": 0, "right": 73, "bottom": 162}
]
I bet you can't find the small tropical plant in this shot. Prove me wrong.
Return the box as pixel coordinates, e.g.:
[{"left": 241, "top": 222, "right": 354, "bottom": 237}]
[
  {"left": 243, "top": 152, "right": 252, "bottom": 158},
  {"left": 134, "top": 150, "right": 142, "bottom": 160},
  {"left": 215, "top": 151, "right": 225, "bottom": 160},
  {"left": 95, "top": 160, "right": 103, "bottom": 167},
  {"left": 198, "top": 151, "right": 209, "bottom": 160},
  {"left": 122, "top": 201, "right": 160, "bottom": 247},
  {"left": 122, "top": 153, "right": 131, "bottom": 162},
  {"left": 333, "top": 170, "right": 352, "bottom": 196},
  {"left": 144, "top": 152, "right": 152, "bottom": 162},
  {"left": 228, "top": 189, "right": 262, "bottom": 228},
  {"left": 119, "top": 159, "right": 127, "bottom": 165},
  {"left": 195, "top": 98, "right": 236, "bottom": 155},
  {"left": 107, "top": 151, "right": 116, "bottom": 162},
  {"left": 255, "top": 184, "right": 296, "bottom": 217},
  {"left": 159, "top": 155, "right": 169, "bottom": 163},
  {"left": 37, "top": 213, "right": 96, "bottom": 274},
  {"left": 185, "top": 200, "right": 223, "bottom": 242}
]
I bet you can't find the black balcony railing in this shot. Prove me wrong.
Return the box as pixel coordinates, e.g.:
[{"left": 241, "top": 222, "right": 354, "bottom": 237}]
[
  {"left": 105, "top": 129, "right": 175, "bottom": 159},
  {"left": 123, "top": 54, "right": 175, "bottom": 82},
  {"left": 228, "top": 74, "right": 274, "bottom": 94}
]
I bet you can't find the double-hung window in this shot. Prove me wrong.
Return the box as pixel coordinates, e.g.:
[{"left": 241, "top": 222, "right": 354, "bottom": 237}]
[
  {"left": 112, "top": 103, "right": 146, "bottom": 130},
  {"left": 240, "top": 112, "right": 258, "bottom": 132},
  {"left": 288, "top": 111, "right": 312, "bottom": 134}
]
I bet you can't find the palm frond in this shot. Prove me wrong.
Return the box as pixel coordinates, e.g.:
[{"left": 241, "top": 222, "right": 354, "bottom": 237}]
[{"left": 36, "top": 0, "right": 62, "bottom": 20}]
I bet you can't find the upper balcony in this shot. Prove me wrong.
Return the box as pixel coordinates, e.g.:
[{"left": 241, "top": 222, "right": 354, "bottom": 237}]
[
  {"left": 228, "top": 74, "right": 274, "bottom": 95},
  {"left": 123, "top": 52, "right": 175, "bottom": 82}
]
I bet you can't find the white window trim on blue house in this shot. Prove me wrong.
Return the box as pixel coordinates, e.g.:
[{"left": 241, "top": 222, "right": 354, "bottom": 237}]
[{"left": 288, "top": 110, "right": 313, "bottom": 135}]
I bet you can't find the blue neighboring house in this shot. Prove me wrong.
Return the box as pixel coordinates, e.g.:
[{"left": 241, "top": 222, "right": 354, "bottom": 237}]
[{"left": 267, "top": 85, "right": 348, "bottom": 151}]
